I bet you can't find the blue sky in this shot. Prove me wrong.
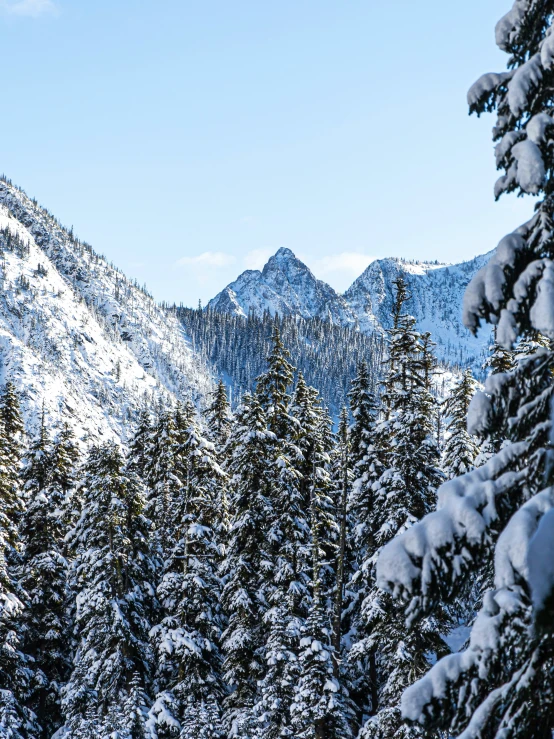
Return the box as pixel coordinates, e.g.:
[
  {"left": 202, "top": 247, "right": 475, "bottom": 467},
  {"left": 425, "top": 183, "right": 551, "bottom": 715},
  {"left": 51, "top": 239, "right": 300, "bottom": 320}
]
[{"left": 0, "top": 0, "right": 533, "bottom": 305}]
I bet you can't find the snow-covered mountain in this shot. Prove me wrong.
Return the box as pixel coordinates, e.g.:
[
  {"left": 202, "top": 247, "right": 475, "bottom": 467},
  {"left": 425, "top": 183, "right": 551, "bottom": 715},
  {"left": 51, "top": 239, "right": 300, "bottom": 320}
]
[
  {"left": 208, "top": 247, "right": 357, "bottom": 325},
  {"left": 208, "top": 248, "right": 493, "bottom": 370},
  {"left": 0, "top": 178, "right": 212, "bottom": 443},
  {"left": 344, "top": 254, "right": 493, "bottom": 368}
]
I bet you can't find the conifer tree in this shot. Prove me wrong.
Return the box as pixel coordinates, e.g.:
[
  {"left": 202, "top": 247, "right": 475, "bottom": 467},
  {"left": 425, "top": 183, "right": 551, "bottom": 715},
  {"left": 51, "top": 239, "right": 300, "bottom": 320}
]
[
  {"left": 375, "top": 5, "right": 554, "bottom": 734},
  {"left": 441, "top": 368, "right": 480, "bottom": 478},
  {"left": 149, "top": 407, "right": 225, "bottom": 737},
  {"left": 20, "top": 416, "right": 74, "bottom": 739},
  {"left": 252, "top": 353, "right": 316, "bottom": 737},
  {"left": 0, "top": 380, "right": 25, "bottom": 468},
  {"left": 145, "top": 409, "right": 183, "bottom": 562},
  {"left": 0, "top": 410, "right": 38, "bottom": 738},
  {"left": 204, "top": 380, "right": 234, "bottom": 452},
  {"left": 345, "top": 362, "right": 384, "bottom": 729},
  {"left": 350, "top": 280, "right": 447, "bottom": 739},
  {"left": 291, "top": 455, "right": 351, "bottom": 739},
  {"left": 221, "top": 394, "right": 275, "bottom": 737},
  {"left": 62, "top": 442, "right": 155, "bottom": 735},
  {"left": 128, "top": 408, "right": 153, "bottom": 481}
]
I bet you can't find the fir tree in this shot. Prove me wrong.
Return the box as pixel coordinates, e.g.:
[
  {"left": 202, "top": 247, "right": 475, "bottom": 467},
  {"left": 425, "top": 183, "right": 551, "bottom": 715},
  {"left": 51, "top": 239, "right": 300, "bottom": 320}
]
[
  {"left": 19, "top": 416, "right": 74, "bottom": 739},
  {"left": 441, "top": 368, "right": 480, "bottom": 478},
  {"left": 62, "top": 442, "right": 155, "bottom": 735},
  {"left": 221, "top": 394, "right": 275, "bottom": 736},
  {"left": 149, "top": 408, "right": 225, "bottom": 738},
  {"left": 375, "top": 6, "right": 554, "bottom": 734}
]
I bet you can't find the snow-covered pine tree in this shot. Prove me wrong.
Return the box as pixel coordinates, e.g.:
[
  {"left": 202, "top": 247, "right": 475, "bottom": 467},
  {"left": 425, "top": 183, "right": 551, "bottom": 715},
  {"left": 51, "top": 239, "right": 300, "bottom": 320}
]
[
  {"left": 0, "top": 381, "right": 25, "bottom": 469},
  {"left": 145, "top": 408, "right": 183, "bottom": 563},
  {"left": 128, "top": 408, "right": 153, "bottom": 481},
  {"left": 62, "top": 442, "right": 155, "bottom": 736},
  {"left": 350, "top": 279, "right": 448, "bottom": 739},
  {"left": 345, "top": 361, "right": 385, "bottom": 729},
  {"left": 0, "top": 396, "right": 38, "bottom": 737},
  {"left": 252, "top": 353, "right": 314, "bottom": 737},
  {"left": 149, "top": 406, "right": 225, "bottom": 738},
  {"left": 19, "top": 415, "right": 72, "bottom": 739},
  {"left": 204, "top": 379, "right": 234, "bottom": 452},
  {"left": 374, "top": 5, "right": 554, "bottom": 735},
  {"left": 221, "top": 394, "right": 275, "bottom": 737},
  {"left": 291, "top": 445, "right": 351, "bottom": 739},
  {"left": 441, "top": 368, "right": 480, "bottom": 478}
]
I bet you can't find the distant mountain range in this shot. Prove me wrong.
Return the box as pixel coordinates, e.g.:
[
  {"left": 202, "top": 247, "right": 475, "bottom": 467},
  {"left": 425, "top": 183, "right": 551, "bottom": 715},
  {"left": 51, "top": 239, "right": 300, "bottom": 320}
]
[{"left": 208, "top": 247, "right": 492, "bottom": 370}]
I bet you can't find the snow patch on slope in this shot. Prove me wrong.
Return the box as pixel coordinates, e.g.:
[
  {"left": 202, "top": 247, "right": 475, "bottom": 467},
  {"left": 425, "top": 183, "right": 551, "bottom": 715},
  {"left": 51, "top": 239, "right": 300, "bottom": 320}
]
[{"left": 0, "top": 181, "right": 212, "bottom": 444}]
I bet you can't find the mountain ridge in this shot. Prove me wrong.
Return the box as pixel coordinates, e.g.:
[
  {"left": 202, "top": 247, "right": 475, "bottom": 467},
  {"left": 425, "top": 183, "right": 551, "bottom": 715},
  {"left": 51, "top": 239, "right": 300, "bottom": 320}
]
[
  {"left": 208, "top": 248, "right": 493, "bottom": 370},
  {"left": 0, "top": 177, "right": 212, "bottom": 444}
]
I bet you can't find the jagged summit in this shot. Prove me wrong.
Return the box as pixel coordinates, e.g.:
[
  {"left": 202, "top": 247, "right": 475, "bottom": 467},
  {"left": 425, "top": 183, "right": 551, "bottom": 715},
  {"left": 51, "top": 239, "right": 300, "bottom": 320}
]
[
  {"left": 208, "top": 247, "right": 493, "bottom": 370},
  {"left": 208, "top": 247, "right": 356, "bottom": 325}
]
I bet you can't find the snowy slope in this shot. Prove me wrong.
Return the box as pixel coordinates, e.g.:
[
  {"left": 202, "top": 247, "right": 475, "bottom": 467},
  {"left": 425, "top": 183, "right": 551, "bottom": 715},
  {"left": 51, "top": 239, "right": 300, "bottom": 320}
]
[
  {"left": 208, "top": 247, "right": 357, "bottom": 325},
  {"left": 344, "top": 254, "right": 493, "bottom": 369},
  {"left": 208, "top": 249, "right": 493, "bottom": 371},
  {"left": 0, "top": 178, "right": 212, "bottom": 443}
]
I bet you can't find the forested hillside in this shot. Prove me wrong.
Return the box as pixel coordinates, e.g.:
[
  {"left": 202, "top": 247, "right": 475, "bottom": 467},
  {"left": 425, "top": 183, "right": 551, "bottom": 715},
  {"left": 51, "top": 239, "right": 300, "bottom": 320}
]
[
  {"left": 177, "top": 306, "right": 386, "bottom": 414},
  {"left": 0, "top": 274, "right": 492, "bottom": 738},
  {"left": 0, "top": 177, "right": 212, "bottom": 443}
]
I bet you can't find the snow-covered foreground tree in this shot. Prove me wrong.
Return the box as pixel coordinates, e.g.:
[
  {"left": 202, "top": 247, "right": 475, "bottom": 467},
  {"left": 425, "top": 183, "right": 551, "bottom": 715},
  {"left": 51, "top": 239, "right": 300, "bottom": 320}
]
[{"left": 376, "top": 3, "right": 554, "bottom": 736}]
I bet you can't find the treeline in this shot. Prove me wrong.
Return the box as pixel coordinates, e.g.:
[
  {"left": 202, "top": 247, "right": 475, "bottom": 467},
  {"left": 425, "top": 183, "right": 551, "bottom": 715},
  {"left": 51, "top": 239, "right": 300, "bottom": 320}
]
[
  {"left": 0, "top": 276, "right": 488, "bottom": 739},
  {"left": 177, "top": 306, "right": 386, "bottom": 414}
]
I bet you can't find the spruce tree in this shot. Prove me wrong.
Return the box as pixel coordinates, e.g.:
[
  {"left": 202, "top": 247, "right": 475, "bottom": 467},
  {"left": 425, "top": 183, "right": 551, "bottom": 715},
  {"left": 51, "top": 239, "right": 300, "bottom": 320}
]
[
  {"left": 0, "top": 410, "right": 38, "bottom": 738},
  {"left": 441, "top": 368, "right": 480, "bottom": 478},
  {"left": 221, "top": 394, "right": 275, "bottom": 737},
  {"left": 149, "top": 407, "right": 225, "bottom": 737},
  {"left": 351, "top": 280, "right": 447, "bottom": 739},
  {"left": 62, "top": 442, "right": 155, "bottom": 735},
  {"left": 375, "top": 5, "right": 554, "bottom": 734},
  {"left": 19, "top": 416, "right": 74, "bottom": 739}
]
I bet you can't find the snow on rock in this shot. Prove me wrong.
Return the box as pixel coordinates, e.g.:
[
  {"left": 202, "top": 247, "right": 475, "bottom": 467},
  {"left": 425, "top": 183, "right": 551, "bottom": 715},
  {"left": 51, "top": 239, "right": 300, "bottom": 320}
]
[
  {"left": 344, "top": 254, "right": 493, "bottom": 371},
  {"left": 0, "top": 179, "right": 212, "bottom": 445},
  {"left": 208, "top": 247, "right": 357, "bottom": 325}
]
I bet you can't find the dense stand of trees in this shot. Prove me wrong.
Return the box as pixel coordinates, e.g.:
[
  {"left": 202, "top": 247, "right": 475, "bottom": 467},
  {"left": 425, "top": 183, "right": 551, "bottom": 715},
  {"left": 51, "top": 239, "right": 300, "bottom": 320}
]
[
  {"left": 177, "top": 306, "right": 386, "bottom": 416},
  {"left": 0, "top": 277, "right": 496, "bottom": 738}
]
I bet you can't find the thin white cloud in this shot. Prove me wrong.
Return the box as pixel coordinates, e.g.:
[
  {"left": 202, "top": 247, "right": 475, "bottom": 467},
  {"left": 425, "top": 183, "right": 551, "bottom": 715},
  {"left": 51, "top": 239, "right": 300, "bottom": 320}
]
[
  {"left": 177, "top": 251, "right": 236, "bottom": 268},
  {"left": 1, "top": 0, "right": 57, "bottom": 17},
  {"left": 243, "top": 248, "right": 273, "bottom": 271},
  {"left": 312, "top": 251, "right": 376, "bottom": 277}
]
